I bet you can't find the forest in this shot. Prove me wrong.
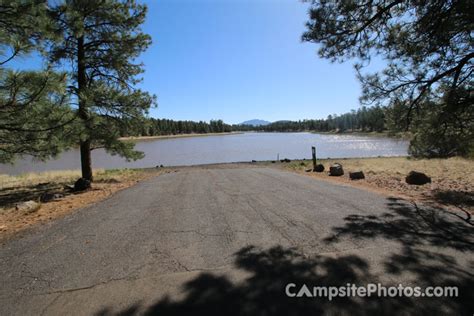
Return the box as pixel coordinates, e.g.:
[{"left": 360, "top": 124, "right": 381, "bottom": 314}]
[{"left": 127, "top": 105, "right": 387, "bottom": 136}]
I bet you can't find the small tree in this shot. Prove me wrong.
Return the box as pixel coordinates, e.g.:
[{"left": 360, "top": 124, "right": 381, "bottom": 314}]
[{"left": 49, "top": 0, "right": 156, "bottom": 181}]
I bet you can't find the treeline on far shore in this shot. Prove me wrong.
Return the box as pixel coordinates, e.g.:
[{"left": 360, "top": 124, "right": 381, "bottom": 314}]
[{"left": 123, "top": 106, "right": 388, "bottom": 137}]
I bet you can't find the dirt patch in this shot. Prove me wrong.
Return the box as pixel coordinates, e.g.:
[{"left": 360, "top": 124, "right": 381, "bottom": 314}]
[
  {"left": 0, "top": 168, "right": 166, "bottom": 241},
  {"left": 273, "top": 157, "right": 474, "bottom": 214}
]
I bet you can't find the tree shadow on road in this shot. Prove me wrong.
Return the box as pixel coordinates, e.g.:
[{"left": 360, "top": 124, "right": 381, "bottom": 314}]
[
  {"left": 97, "top": 245, "right": 416, "bottom": 316},
  {"left": 325, "top": 197, "right": 473, "bottom": 251},
  {"left": 96, "top": 198, "right": 473, "bottom": 316},
  {"left": 324, "top": 197, "right": 474, "bottom": 314}
]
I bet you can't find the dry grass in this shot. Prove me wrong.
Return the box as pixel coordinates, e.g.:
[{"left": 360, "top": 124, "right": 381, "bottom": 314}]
[
  {"left": 285, "top": 157, "right": 473, "bottom": 182},
  {"left": 0, "top": 168, "right": 153, "bottom": 190},
  {"left": 278, "top": 157, "right": 474, "bottom": 213},
  {"left": 0, "top": 167, "right": 164, "bottom": 242}
]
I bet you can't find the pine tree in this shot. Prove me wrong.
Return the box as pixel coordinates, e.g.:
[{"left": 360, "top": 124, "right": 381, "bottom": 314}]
[
  {"left": 48, "top": 0, "right": 156, "bottom": 180},
  {"left": 0, "top": 0, "right": 74, "bottom": 163},
  {"left": 303, "top": 1, "right": 473, "bottom": 157}
]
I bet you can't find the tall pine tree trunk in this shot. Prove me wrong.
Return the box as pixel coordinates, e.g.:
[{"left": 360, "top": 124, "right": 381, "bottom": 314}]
[
  {"left": 80, "top": 139, "right": 93, "bottom": 180},
  {"left": 77, "top": 35, "right": 93, "bottom": 181}
]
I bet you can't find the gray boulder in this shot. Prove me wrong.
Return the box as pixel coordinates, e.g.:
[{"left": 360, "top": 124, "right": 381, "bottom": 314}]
[
  {"left": 15, "top": 201, "right": 41, "bottom": 213},
  {"left": 329, "top": 163, "right": 344, "bottom": 176},
  {"left": 406, "top": 171, "right": 431, "bottom": 185}
]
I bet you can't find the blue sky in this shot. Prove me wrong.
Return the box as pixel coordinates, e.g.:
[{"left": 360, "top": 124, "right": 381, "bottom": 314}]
[
  {"left": 139, "top": 0, "right": 369, "bottom": 124},
  {"left": 9, "top": 0, "right": 381, "bottom": 124}
]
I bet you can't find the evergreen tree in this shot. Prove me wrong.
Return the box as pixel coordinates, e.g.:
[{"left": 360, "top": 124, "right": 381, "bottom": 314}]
[
  {"left": 302, "top": 1, "right": 473, "bottom": 157},
  {"left": 48, "top": 0, "right": 156, "bottom": 180},
  {"left": 0, "top": 0, "right": 74, "bottom": 163}
]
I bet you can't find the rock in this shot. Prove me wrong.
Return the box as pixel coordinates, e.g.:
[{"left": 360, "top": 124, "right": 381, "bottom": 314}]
[
  {"left": 40, "top": 193, "right": 64, "bottom": 203},
  {"left": 406, "top": 171, "right": 431, "bottom": 185},
  {"left": 74, "top": 178, "right": 91, "bottom": 191},
  {"left": 349, "top": 171, "right": 365, "bottom": 180},
  {"left": 63, "top": 184, "right": 75, "bottom": 192},
  {"left": 15, "top": 201, "right": 40, "bottom": 214},
  {"left": 280, "top": 158, "right": 291, "bottom": 163},
  {"left": 329, "top": 163, "right": 344, "bottom": 176},
  {"left": 314, "top": 164, "right": 325, "bottom": 172}
]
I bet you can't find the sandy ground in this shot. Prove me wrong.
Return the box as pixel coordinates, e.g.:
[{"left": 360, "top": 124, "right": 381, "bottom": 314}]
[
  {"left": 274, "top": 157, "right": 473, "bottom": 214},
  {"left": 0, "top": 168, "right": 166, "bottom": 241}
]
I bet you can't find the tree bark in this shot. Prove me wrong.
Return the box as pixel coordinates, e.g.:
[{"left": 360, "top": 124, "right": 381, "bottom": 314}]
[
  {"left": 77, "top": 35, "right": 93, "bottom": 181},
  {"left": 80, "top": 139, "right": 93, "bottom": 180}
]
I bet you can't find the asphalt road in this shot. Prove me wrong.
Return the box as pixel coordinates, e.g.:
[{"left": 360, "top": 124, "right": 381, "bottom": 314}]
[{"left": 0, "top": 165, "right": 472, "bottom": 315}]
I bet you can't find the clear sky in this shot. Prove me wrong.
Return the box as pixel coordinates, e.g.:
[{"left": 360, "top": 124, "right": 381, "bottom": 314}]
[
  {"left": 139, "top": 0, "right": 367, "bottom": 124},
  {"left": 9, "top": 0, "right": 376, "bottom": 124}
]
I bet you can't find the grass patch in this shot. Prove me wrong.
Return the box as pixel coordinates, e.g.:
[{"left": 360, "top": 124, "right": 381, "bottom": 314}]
[
  {"left": 279, "top": 156, "right": 473, "bottom": 212},
  {"left": 0, "top": 168, "right": 154, "bottom": 190}
]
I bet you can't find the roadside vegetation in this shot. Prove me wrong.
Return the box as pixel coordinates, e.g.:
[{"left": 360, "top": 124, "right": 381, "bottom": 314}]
[
  {"left": 1, "top": 1, "right": 471, "bottom": 186},
  {"left": 0, "top": 167, "right": 164, "bottom": 241},
  {"left": 277, "top": 157, "right": 473, "bottom": 213},
  {"left": 302, "top": 1, "right": 473, "bottom": 158},
  {"left": 0, "top": 0, "right": 472, "bottom": 236}
]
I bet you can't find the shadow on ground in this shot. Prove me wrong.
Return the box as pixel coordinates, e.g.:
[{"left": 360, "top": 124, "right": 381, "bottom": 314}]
[
  {"left": 0, "top": 183, "right": 65, "bottom": 208},
  {"left": 0, "top": 178, "right": 119, "bottom": 209},
  {"left": 96, "top": 198, "right": 473, "bottom": 316},
  {"left": 431, "top": 189, "right": 474, "bottom": 213}
]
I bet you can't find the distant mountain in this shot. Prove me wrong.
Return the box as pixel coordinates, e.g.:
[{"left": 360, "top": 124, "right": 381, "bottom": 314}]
[{"left": 240, "top": 119, "right": 271, "bottom": 126}]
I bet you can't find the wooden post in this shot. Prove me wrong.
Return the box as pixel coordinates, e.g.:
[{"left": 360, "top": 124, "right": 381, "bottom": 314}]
[{"left": 312, "top": 146, "right": 317, "bottom": 171}]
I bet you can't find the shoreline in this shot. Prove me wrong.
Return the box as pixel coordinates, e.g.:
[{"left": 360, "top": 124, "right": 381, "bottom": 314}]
[
  {"left": 1, "top": 156, "right": 472, "bottom": 242},
  {"left": 312, "top": 130, "right": 411, "bottom": 139},
  {"left": 119, "top": 131, "right": 242, "bottom": 141}
]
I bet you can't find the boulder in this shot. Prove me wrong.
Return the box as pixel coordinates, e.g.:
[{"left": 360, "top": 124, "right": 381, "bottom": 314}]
[
  {"left": 74, "top": 178, "right": 91, "bottom": 191},
  {"left": 329, "top": 163, "right": 344, "bottom": 176},
  {"left": 405, "top": 171, "right": 431, "bottom": 185},
  {"left": 63, "top": 184, "right": 75, "bottom": 192},
  {"left": 40, "top": 193, "right": 64, "bottom": 203},
  {"left": 15, "top": 201, "right": 40, "bottom": 214},
  {"left": 314, "top": 164, "right": 325, "bottom": 172},
  {"left": 349, "top": 171, "right": 365, "bottom": 180}
]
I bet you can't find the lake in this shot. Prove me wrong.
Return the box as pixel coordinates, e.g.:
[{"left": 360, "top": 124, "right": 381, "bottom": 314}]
[{"left": 0, "top": 132, "right": 409, "bottom": 175}]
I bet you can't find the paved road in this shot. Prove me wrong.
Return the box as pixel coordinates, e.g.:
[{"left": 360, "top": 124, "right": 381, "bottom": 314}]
[{"left": 0, "top": 165, "right": 472, "bottom": 315}]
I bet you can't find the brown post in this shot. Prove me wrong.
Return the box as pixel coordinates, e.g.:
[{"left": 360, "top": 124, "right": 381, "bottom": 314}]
[{"left": 312, "top": 146, "right": 317, "bottom": 171}]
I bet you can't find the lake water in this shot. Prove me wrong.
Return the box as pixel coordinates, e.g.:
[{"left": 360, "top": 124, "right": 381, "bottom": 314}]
[{"left": 0, "top": 132, "right": 409, "bottom": 175}]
